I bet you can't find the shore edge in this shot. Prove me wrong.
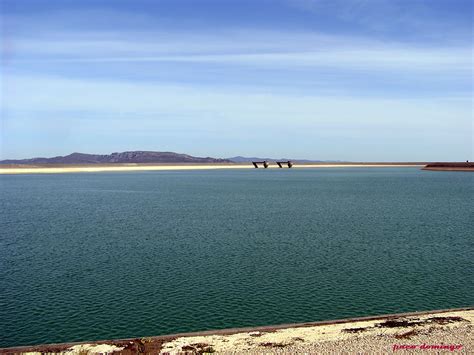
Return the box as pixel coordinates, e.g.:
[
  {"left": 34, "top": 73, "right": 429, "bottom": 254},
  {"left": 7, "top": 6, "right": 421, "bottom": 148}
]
[
  {"left": 2, "top": 307, "right": 472, "bottom": 354},
  {"left": 0, "top": 163, "right": 425, "bottom": 175}
]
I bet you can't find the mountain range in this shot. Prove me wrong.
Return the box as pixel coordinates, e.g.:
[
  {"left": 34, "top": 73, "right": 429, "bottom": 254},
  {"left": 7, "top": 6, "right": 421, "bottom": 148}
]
[
  {"left": 0, "top": 151, "right": 330, "bottom": 165},
  {"left": 0, "top": 151, "right": 231, "bottom": 164}
]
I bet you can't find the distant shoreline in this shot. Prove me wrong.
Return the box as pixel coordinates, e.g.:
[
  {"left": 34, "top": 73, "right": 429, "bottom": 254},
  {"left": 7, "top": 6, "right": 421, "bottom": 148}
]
[
  {"left": 0, "top": 163, "right": 425, "bottom": 175},
  {"left": 422, "top": 162, "right": 474, "bottom": 172},
  {"left": 423, "top": 167, "right": 474, "bottom": 172}
]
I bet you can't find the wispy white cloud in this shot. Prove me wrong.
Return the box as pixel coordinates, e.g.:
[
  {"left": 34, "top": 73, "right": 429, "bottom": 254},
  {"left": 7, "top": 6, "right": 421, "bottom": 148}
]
[
  {"left": 3, "top": 73, "right": 470, "bottom": 120},
  {"left": 286, "top": 0, "right": 472, "bottom": 42},
  {"left": 1, "top": 3, "right": 472, "bottom": 160},
  {"left": 32, "top": 49, "right": 468, "bottom": 73},
  {"left": 4, "top": 73, "right": 278, "bottom": 120},
  {"left": 7, "top": 29, "right": 471, "bottom": 74},
  {"left": 2, "top": 74, "right": 471, "bottom": 161}
]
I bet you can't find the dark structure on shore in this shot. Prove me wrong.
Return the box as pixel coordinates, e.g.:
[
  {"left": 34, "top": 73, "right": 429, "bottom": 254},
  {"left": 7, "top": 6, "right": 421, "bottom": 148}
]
[
  {"left": 276, "top": 161, "right": 293, "bottom": 168},
  {"left": 252, "top": 161, "right": 269, "bottom": 168},
  {"left": 252, "top": 161, "right": 293, "bottom": 168}
]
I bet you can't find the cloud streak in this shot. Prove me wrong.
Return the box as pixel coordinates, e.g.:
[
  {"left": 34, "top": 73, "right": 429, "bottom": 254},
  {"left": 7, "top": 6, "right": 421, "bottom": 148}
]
[
  {"left": 2, "top": 73, "right": 471, "bottom": 161},
  {"left": 1, "top": 1, "right": 472, "bottom": 160},
  {"left": 8, "top": 30, "right": 471, "bottom": 73}
]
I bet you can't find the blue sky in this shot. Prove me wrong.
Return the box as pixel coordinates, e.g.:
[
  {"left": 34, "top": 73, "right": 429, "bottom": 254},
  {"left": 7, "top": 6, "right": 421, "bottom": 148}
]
[{"left": 1, "top": 0, "right": 472, "bottom": 161}]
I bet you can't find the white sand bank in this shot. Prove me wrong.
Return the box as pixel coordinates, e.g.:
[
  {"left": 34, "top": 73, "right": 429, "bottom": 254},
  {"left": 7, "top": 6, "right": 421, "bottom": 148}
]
[{"left": 0, "top": 164, "right": 422, "bottom": 174}]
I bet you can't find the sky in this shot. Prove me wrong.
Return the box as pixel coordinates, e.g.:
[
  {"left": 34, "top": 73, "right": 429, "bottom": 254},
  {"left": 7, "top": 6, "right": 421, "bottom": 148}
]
[{"left": 0, "top": 0, "right": 472, "bottom": 161}]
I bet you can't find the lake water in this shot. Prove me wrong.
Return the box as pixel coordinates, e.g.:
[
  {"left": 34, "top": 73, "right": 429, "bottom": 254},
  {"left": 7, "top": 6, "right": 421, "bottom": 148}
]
[{"left": 0, "top": 168, "right": 472, "bottom": 347}]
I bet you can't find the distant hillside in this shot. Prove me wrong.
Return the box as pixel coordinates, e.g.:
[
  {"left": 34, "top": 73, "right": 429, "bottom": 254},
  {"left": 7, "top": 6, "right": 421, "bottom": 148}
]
[
  {"left": 227, "top": 156, "right": 333, "bottom": 163},
  {"left": 0, "top": 151, "right": 231, "bottom": 164}
]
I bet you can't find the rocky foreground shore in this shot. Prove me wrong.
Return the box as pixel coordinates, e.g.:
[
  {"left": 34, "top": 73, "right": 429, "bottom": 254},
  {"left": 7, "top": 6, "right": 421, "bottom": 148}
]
[{"left": 2, "top": 308, "right": 472, "bottom": 354}]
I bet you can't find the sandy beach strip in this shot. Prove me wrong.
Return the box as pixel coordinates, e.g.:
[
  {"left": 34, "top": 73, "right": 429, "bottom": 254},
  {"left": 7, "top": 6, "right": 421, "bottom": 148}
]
[
  {"left": 2, "top": 308, "right": 472, "bottom": 354},
  {"left": 159, "top": 308, "right": 473, "bottom": 354},
  {"left": 0, "top": 163, "right": 424, "bottom": 175}
]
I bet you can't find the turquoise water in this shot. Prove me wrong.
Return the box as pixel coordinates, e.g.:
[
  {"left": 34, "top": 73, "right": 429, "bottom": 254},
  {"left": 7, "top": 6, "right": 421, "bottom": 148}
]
[{"left": 0, "top": 168, "right": 472, "bottom": 347}]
